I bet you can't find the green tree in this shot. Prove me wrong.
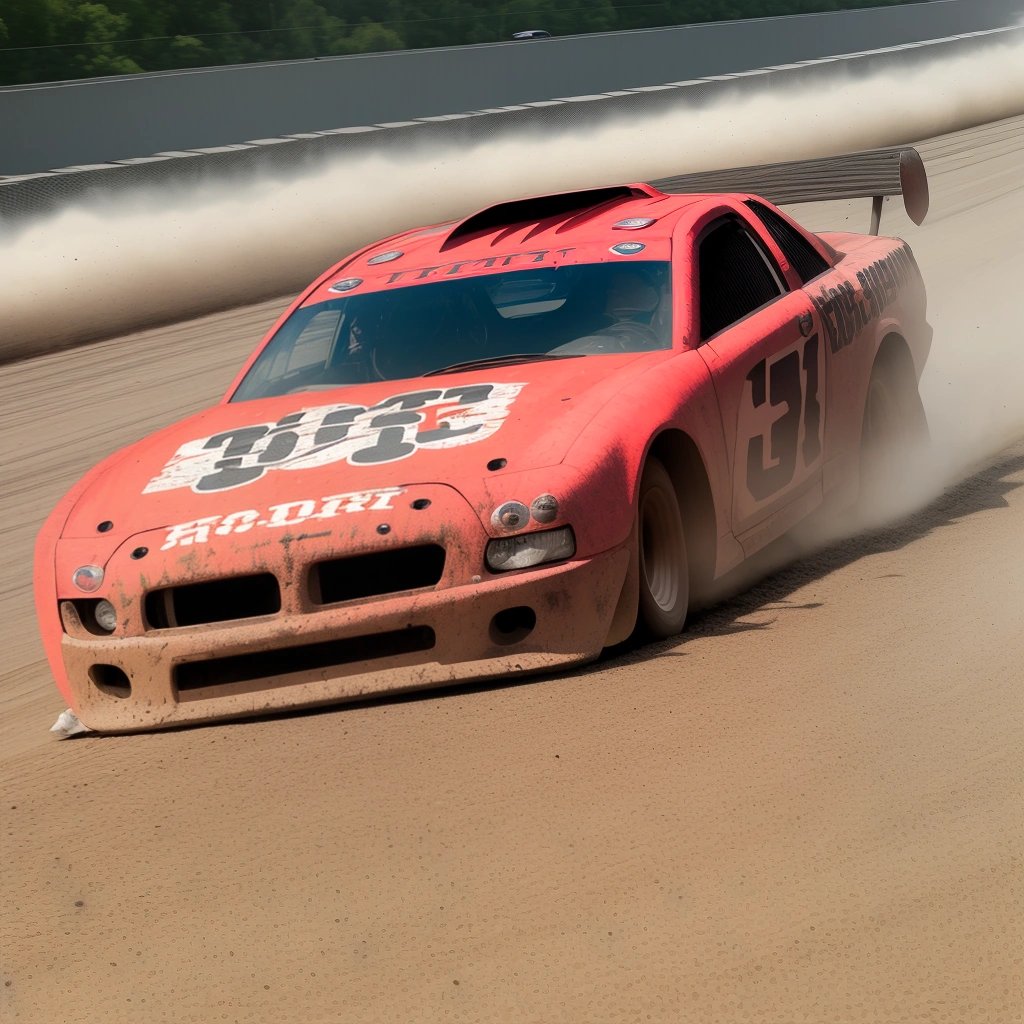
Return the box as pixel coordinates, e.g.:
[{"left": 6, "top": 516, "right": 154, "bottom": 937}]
[
  {"left": 167, "top": 33, "right": 210, "bottom": 66},
  {"left": 0, "top": 0, "right": 932, "bottom": 86},
  {"left": 332, "top": 21, "right": 404, "bottom": 54},
  {"left": 275, "top": 0, "right": 344, "bottom": 57},
  {"left": 69, "top": 3, "right": 143, "bottom": 76}
]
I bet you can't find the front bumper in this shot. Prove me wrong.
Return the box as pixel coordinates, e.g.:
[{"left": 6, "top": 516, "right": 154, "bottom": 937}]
[{"left": 58, "top": 547, "right": 629, "bottom": 732}]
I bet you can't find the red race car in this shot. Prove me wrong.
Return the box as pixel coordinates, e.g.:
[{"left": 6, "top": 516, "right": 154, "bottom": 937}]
[{"left": 35, "top": 148, "right": 931, "bottom": 733}]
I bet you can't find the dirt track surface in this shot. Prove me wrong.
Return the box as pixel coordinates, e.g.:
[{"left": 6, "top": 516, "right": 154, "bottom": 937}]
[{"left": 2, "top": 117, "right": 1022, "bottom": 1023}]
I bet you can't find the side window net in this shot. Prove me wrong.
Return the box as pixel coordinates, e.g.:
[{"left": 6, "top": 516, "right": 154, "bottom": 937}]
[
  {"left": 699, "top": 219, "right": 784, "bottom": 341},
  {"left": 745, "top": 200, "right": 831, "bottom": 284}
]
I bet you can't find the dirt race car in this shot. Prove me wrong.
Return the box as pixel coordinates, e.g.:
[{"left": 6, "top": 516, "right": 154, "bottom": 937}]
[{"left": 35, "top": 147, "right": 932, "bottom": 733}]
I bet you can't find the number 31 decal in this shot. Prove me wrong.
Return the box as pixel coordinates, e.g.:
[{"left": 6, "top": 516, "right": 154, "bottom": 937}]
[{"left": 745, "top": 335, "right": 822, "bottom": 502}]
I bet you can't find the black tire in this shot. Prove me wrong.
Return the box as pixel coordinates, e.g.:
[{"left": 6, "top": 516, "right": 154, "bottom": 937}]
[
  {"left": 636, "top": 457, "right": 689, "bottom": 639},
  {"left": 858, "top": 351, "right": 929, "bottom": 515}
]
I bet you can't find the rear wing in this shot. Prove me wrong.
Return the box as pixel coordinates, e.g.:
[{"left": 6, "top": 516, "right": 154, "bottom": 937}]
[{"left": 651, "top": 146, "right": 929, "bottom": 235}]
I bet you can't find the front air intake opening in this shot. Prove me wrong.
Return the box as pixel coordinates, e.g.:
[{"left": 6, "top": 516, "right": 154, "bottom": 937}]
[
  {"left": 145, "top": 573, "right": 281, "bottom": 629},
  {"left": 310, "top": 545, "right": 446, "bottom": 605},
  {"left": 89, "top": 664, "right": 132, "bottom": 699},
  {"left": 174, "top": 626, "right": 436, "bottom": 696},
  {"left": 489, "top": 606, "right": 537, "bottom": 646}
]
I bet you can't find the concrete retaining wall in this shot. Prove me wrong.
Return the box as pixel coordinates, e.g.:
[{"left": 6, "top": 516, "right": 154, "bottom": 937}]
[
  {"left": 3, "top": 26, "right": 1020, "bottom": 224},
  {"left": 2, "top": 0, "right": 1022, "bottom": 177}
]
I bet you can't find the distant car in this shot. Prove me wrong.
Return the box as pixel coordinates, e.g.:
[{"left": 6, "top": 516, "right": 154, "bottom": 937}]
[
  {"left": 512, "top": 29, "right": 551, "bottom": 39},
  {"left": 35, "top": 150, "right": 931, "bottom": 732}
]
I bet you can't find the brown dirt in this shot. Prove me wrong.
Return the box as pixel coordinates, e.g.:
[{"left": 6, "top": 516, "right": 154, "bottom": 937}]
[{"left": 2, "top": 117, "right": 1022, "bottom": 1023}]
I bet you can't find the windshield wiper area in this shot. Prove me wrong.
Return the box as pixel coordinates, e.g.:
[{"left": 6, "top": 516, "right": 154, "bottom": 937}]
[{"left": 422, "top": 353, "right": 583, "bottom": 376}]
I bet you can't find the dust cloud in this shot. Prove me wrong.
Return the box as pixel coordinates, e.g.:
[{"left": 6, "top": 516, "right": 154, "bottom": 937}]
[
  {"left": 912, "top": 209, "right": 1024, "bottom": 504},
  {"left": 784, "top": 105, "right": 1024, "bottom": 540}
]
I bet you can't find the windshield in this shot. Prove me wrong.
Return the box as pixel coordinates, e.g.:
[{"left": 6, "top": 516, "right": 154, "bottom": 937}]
[{"left": 231, "top": 261, "right": 672, "bottom": 401}]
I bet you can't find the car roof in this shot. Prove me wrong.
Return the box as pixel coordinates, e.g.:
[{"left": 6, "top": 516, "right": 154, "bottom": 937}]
[{"left": 303, "top": 186, "right": 724, "bottom": 304}]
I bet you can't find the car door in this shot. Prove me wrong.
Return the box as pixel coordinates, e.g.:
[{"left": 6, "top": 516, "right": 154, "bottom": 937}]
[{"left": 693, "top": 214, "right": 826, "bottom": 549}]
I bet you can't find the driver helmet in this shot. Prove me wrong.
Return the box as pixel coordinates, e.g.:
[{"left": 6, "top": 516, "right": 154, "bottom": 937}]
[{"left": 605, "top": 270, "right": 660, "bottom": 323}]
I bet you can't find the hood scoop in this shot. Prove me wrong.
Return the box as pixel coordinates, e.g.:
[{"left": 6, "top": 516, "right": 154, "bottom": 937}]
[{"left": 441, "top": 185, "right": 659, "bottom": 251}]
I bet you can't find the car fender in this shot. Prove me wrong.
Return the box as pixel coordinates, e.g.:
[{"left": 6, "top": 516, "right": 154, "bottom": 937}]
[{"left": 561, "top": 350, "right": 742, "bottom": 576}]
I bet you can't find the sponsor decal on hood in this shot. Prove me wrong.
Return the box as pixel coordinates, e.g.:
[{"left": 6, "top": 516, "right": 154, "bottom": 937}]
[
  {"left": 160, "top": 487, "right": 404, "bottom": 549},
  {"left": 144, "top": 383, "right": 525, "bottom": 494}
]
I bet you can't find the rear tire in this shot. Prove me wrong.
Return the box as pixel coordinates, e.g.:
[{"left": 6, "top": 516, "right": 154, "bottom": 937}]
[
  {"left": 858, "top": 352, "right": 929, "bottom": 516},
  {"left": 636, "top": 458, "right": 689, "bottom": 639}
]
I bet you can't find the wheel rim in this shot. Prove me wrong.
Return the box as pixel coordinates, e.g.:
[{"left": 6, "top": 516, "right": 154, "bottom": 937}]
[{"left": 640, "top": 486, "right": 684, "bottom": 612}]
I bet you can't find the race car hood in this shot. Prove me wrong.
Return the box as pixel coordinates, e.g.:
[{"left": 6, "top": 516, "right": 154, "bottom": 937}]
[{"left": 58, "top": 353, "right": 665, "bottom": 543}]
